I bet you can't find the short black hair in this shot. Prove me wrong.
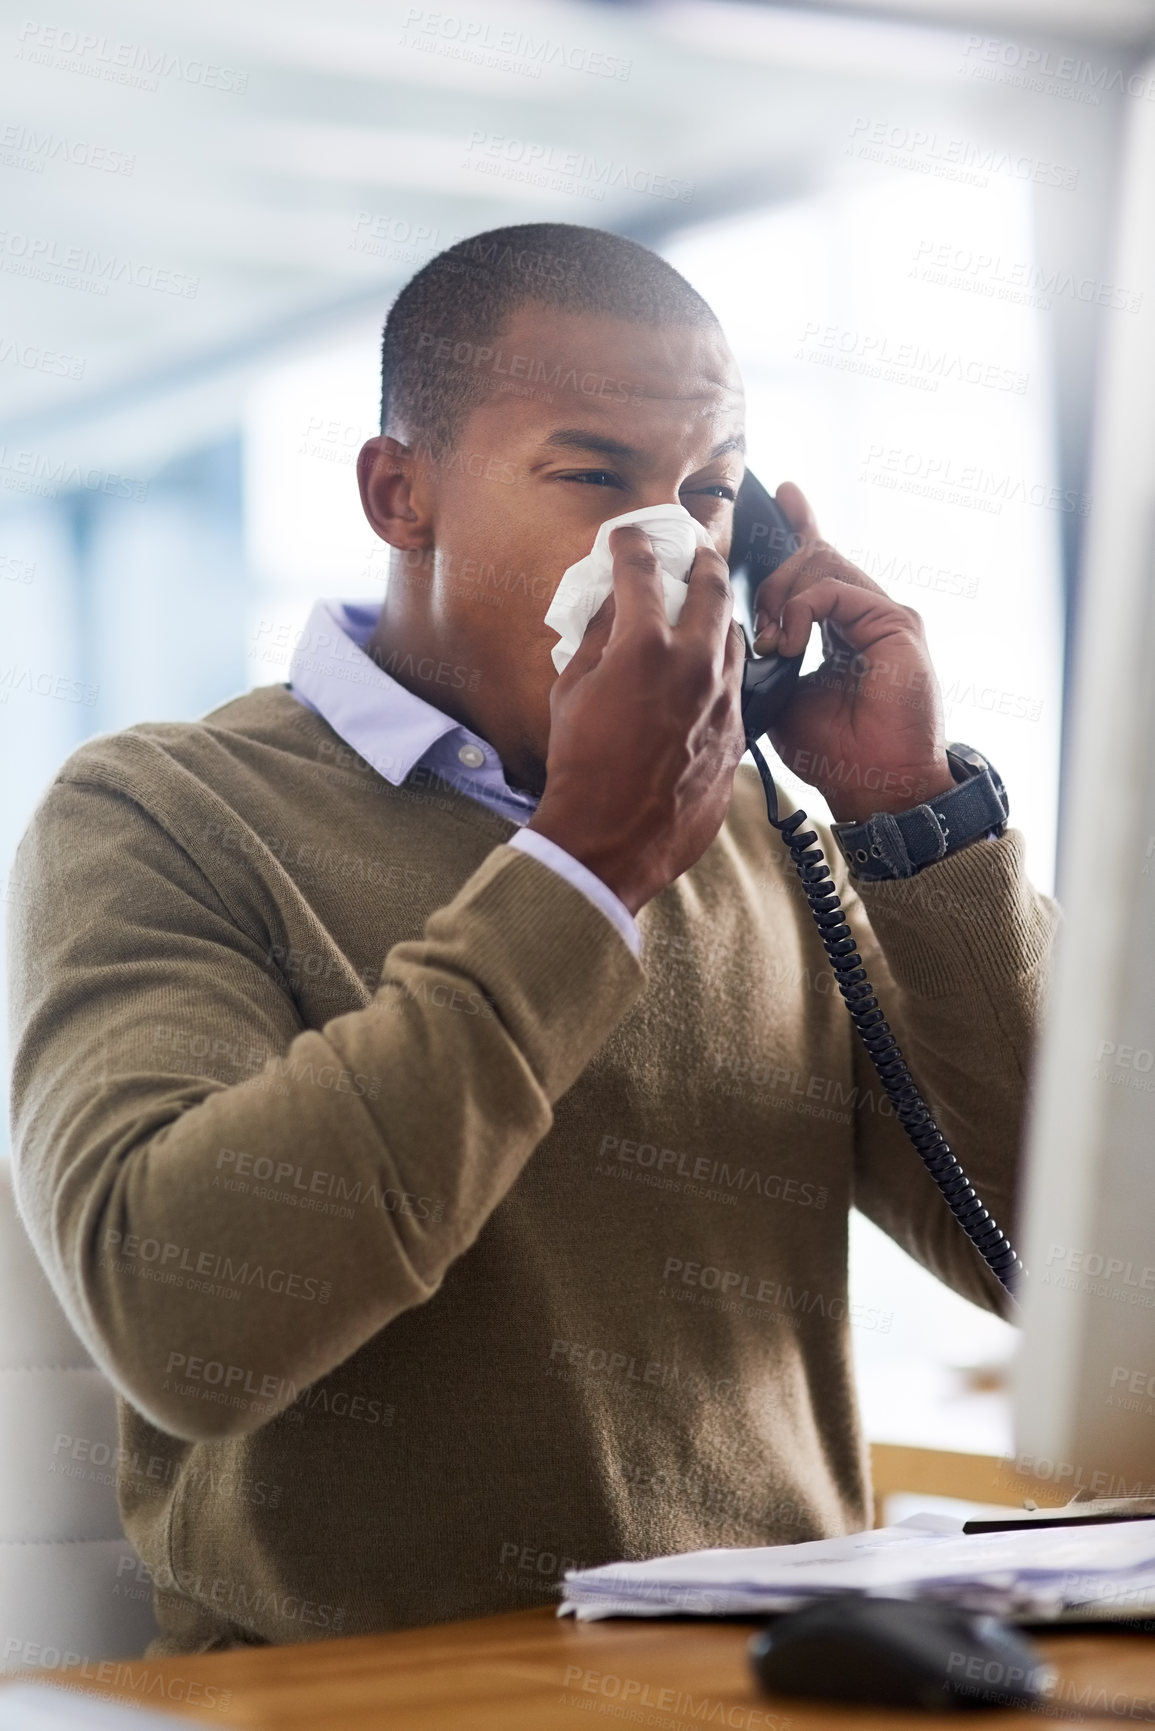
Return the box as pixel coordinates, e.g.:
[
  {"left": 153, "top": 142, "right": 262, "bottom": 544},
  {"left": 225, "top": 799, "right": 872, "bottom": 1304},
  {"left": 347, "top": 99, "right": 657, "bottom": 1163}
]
[{"left": 379, "top": 223, "right": 719, "bottom": 456}]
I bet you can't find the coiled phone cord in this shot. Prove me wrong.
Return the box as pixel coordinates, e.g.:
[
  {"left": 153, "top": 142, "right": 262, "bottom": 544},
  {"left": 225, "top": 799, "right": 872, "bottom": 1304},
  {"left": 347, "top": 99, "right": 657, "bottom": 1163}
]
[{"left": 746, "top": 737, "right": 1025, "bottom": 1298}]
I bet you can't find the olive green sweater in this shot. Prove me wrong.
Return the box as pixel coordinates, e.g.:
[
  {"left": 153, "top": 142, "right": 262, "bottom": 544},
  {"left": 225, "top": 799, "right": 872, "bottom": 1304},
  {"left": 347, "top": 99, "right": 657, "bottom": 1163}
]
[{"left": 7, "top": 684, "right": 1056, "bottom": 1655}]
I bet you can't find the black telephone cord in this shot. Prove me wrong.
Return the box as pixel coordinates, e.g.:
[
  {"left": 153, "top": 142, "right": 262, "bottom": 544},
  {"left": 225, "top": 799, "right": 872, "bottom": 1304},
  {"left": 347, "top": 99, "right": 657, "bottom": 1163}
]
[{"left": 746, "top": 738, "right": 1024, "bottom": 1298}]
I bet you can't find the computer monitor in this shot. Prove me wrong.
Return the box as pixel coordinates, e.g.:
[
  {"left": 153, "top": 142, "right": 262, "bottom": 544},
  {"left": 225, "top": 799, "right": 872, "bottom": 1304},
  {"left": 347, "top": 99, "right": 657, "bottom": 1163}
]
[{"left": 1014, "top": 60, "right": 1155, "bottom": 1497}]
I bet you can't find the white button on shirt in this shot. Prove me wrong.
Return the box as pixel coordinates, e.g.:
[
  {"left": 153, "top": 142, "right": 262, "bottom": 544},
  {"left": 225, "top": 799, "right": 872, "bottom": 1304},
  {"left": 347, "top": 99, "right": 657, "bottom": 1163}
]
[{"left": 287, "top": 599, "right": 641, "bottom": 956}]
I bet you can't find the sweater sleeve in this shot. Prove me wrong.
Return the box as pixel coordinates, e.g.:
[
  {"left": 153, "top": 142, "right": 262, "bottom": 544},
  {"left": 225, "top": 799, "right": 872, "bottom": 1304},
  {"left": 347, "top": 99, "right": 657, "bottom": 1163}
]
[
  {"left": 840, "top": 828, "right": 1059, "bottom": 1319},
  {"left": 6, "top": 770, "right": 644, "bottom": 1442}
]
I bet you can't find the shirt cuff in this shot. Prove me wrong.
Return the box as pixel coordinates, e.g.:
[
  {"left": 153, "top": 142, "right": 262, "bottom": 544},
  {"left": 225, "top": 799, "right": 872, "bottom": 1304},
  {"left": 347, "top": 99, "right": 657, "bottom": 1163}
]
[{"left": 507, "top": 829, "right": 642, "bottom": 957}]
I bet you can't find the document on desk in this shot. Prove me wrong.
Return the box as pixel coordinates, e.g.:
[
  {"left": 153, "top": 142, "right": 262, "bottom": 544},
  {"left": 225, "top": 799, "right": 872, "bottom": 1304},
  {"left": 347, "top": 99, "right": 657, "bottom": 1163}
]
[
  {"left": 0, "top": 1682, "right": 192, "bottom": 1726},
  {"left": 559, "top": 1514, "right": 1155, "bottom": 1621}
]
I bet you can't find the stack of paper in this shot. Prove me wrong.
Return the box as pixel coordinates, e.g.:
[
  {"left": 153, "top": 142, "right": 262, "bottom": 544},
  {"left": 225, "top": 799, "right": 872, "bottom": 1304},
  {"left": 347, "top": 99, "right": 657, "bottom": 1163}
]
[{"left": 559, "top": 1513, "right": 1155, "bottom": 1621}]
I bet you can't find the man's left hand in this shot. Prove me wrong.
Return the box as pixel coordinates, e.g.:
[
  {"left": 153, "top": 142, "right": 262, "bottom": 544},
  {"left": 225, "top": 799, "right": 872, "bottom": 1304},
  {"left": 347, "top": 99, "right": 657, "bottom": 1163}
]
[{"left": 751, "top": 481, "right": 955, "bottom": 824}]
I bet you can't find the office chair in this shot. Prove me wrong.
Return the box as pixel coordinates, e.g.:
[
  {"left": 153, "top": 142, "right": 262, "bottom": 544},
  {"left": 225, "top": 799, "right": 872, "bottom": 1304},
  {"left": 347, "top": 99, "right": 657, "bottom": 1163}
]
[{"left": 0, "top": 1159, "right": 160, "bottom": 1673}]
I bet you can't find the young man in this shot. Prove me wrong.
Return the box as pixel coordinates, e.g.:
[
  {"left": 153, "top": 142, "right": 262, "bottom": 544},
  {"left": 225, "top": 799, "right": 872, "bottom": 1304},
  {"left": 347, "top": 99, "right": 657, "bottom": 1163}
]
[{"left": 8, "top": 223, "right": 1056, "bottom": 1656}]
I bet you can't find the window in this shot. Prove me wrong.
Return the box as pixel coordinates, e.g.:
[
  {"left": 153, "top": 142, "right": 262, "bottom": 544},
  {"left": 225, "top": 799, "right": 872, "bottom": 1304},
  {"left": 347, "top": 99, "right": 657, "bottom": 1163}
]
[{"left": 664, "top": 176, "right": 1064, "bottom": 1455}]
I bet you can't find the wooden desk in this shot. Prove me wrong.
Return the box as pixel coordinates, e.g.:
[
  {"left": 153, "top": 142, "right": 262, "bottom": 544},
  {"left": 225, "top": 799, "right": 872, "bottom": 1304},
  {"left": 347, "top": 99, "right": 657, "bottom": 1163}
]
[
  {"left": 868, "top": 1442, "right": 1072, "bottom": 1521},
  {"left": 11, "top": 1605, "right": 1155, "bottom": 1730}
]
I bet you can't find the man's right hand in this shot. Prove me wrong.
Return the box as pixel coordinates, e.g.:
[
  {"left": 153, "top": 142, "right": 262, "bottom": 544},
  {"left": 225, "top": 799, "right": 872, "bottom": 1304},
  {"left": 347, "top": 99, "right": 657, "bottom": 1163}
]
[{"left": 527, "top": 524, "right": 747, "bottom": 917}]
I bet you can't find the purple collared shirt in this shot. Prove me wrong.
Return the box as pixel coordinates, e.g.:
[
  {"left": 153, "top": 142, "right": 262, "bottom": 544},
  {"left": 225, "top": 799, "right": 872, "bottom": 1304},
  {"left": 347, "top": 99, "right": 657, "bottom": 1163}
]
[{"left": 286, "top": 599, "right": 641, "bottom": 955}]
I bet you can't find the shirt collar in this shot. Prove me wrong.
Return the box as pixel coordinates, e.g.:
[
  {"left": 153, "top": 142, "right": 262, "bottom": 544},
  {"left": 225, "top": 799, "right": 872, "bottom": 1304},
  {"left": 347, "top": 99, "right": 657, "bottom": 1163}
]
[{"left": 287, "top": 598, "right": 538, "bottom": 816}]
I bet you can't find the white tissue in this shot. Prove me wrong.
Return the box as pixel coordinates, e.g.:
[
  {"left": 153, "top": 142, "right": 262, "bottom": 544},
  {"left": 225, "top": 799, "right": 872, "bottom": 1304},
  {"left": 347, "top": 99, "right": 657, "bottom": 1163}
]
[{"left": 544, "top": 503, "right": 715, "bottom": 674}]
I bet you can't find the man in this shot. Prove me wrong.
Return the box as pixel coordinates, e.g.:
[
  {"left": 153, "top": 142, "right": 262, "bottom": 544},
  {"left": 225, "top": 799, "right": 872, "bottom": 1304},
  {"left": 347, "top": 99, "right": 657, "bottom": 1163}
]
[{"left": 8, "top": 222, "right": 1056, "bottom": 1656}]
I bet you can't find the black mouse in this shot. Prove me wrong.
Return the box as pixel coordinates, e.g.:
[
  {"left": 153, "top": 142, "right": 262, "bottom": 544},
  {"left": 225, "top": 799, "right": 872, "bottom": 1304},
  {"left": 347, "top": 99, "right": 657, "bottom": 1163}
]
[{"left": 749, "top": 1594, "right": 1055, "bottom": 1712}]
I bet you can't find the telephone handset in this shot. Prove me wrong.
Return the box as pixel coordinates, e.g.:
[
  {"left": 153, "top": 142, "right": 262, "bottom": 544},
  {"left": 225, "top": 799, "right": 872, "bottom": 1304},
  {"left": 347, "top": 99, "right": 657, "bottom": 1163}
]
[
  {"left": 728, "top": 472, "right": 1023, "bottom": 1297},
  {"left": 730, "top": 470, "right": 807, "bottom": 739}
]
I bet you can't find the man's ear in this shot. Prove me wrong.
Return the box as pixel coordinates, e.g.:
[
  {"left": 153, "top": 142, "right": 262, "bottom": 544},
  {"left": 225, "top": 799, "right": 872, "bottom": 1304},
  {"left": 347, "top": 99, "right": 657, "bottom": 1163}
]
[{"left": 357, "top": 435, "right": 434, "bottom": 550}]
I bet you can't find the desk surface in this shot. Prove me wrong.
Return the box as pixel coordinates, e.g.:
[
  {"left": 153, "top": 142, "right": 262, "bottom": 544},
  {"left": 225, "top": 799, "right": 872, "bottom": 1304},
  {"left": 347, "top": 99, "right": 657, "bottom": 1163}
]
[{"left": 13, "top": 1606, "right": 1155, "bottom": 1730}]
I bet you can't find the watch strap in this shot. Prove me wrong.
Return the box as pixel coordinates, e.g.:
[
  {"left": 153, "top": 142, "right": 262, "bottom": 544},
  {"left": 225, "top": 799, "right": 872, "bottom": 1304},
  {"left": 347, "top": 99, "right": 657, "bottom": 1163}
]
[{"left": 831, "top": 746, "right": 1009, "bottom": 882}]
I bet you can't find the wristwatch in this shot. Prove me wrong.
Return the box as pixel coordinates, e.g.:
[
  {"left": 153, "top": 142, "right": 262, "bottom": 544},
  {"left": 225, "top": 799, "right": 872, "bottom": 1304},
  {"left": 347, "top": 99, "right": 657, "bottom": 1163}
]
[{"left": 830, "top": 744, "right": 1009, "bottom": 882}]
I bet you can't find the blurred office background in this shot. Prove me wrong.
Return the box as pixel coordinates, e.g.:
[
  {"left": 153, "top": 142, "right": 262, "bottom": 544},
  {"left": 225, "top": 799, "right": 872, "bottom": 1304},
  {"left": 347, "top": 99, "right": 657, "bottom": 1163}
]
[{"left": 3, "top": 0, "right": 1152, "bottom": 1464}]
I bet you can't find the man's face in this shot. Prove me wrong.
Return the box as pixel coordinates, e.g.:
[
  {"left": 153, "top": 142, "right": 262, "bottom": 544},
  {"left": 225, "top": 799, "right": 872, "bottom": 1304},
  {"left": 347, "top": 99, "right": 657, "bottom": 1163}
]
[{"left": 371, "top": 302, "right": 745, "bottom": 778}]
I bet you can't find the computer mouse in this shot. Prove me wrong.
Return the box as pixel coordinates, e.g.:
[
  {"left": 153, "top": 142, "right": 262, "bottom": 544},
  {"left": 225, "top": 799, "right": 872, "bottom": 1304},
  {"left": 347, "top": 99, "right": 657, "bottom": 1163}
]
[{"left": 749, "top": 1593, "right": 1055, "bottom": 1712}]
